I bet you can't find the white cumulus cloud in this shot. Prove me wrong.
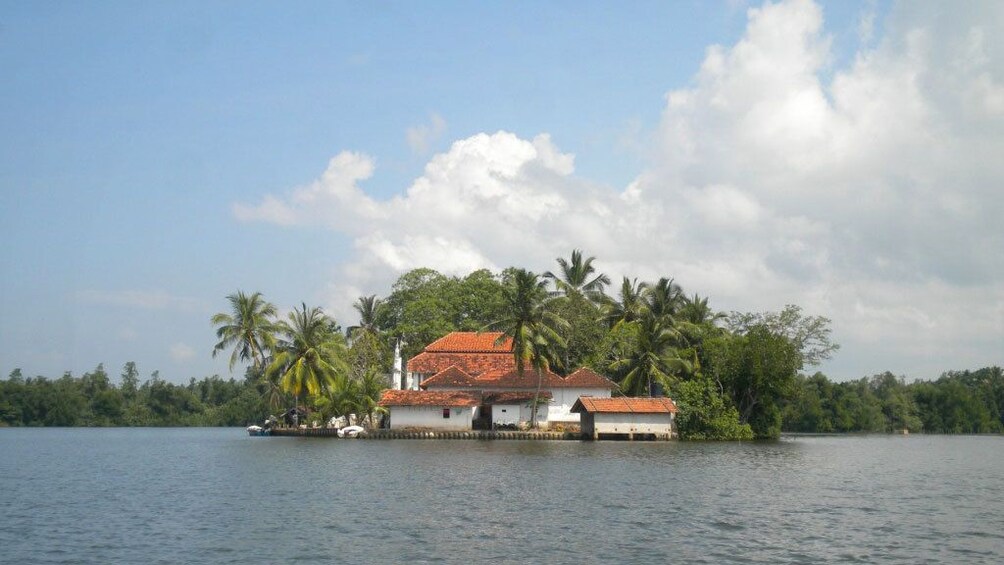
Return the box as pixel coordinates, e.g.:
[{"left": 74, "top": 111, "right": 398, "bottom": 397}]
[{"left": 234, "top": 0, "right": 1004, "bottom": 379}]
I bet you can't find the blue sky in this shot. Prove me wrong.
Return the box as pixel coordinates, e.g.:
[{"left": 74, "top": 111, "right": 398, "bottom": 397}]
[{"left": 2, "top": 0, "right": 1001, "bottom": 384}]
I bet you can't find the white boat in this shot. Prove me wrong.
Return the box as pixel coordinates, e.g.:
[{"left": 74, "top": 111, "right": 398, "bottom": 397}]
[
  {"left": 338, "top": 425, "right": 366, "bottom": 438},
  {"left": 246, "top": 425, "right": 270, "bottom": 437}
]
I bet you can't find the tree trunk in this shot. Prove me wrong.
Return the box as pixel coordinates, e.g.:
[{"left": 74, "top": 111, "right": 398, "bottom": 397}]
[{"left": 530, "top": 368, "right": 544, "bottom": 429}]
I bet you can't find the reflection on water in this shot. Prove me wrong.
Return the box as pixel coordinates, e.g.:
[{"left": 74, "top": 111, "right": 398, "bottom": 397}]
[{"left": 1, "top": 429, "right": 1002, "bottom": 564}]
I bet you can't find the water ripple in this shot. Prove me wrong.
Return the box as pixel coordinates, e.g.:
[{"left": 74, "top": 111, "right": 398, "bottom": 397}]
[{"left": 2, "top": 431, "right": 1004, "bottom": 564}]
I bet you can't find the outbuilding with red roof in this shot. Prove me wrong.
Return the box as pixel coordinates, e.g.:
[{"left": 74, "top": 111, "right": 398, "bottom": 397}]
[{"left": 571, "top": 396, "right": 678, "bottom": 440}]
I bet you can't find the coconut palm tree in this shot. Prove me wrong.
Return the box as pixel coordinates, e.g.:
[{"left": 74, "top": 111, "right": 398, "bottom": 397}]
[
  {"left": 611, "top": 314, "right": 691, "bottom": 397},
  {"left": 319, "top": 373, "right": 360, "bottom": 425},
  {"left": 486, "top": 269, "right": 568, "bottom": 427},
  {"left": 675, "top": 294, "right": 727, "bottom": 376},
  {"left": 543, "top": 249, "right": 611, "bottom": 301},
  {"left": 211, "top": 291, "right": 278, "bottom": 374},
  {"left": 602, "top": 277, "right": 649, "bottom": 329},
  {"left": 356, "top": 369, "right": 388, "bottom": 427},
  {"left": 347, "top": 295, "right": 382, "bottom": 339},
  {"left": 266, "top": 303, "right": 348, "bottom": 415},
  {"left": 345, "top": 294, "right": 391, "bottom": 381},
  {"left": 644, "top": 277, "right": 685, "bottom": 322},
  {"left": 680, "top": 293, "right": 726, "bottom": 326}
]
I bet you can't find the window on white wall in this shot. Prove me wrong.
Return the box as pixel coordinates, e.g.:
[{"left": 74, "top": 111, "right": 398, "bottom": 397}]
[{"left": 442, "top": 408, "right": 450, "bottom": 419}]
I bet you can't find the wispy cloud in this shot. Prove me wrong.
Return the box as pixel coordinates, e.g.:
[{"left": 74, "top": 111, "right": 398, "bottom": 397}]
[
  {"left": 406, "top": 113, "right": 447, "bottom": 154},
  {"left": 857, "top": 1, "right": 876, "bottom": 45},
  {"left": 170, "top": 342, "right": 196, "bottom": 362}
]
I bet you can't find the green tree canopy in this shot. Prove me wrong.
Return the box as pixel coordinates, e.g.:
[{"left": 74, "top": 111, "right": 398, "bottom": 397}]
[
  {"left": 726, "top": 304, "right": 839, "bottom": 367},
  {"left": 703, "top": 325, "right": 801, "bottom": 439}
]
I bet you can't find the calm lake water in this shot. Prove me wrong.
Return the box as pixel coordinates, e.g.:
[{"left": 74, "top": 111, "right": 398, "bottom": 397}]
[{"left": 1, "top": 429, "right": 1002, "bottom": 564}]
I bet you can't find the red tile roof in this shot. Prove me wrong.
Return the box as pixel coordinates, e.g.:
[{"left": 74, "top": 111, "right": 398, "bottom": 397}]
[
  {"left": 474, "top": 368, "right": 618, "bottom": 390},
  {"left": 562, "top": 368, "right": 618, "bottom": 390},
  {"left": 482, "top": 391, "right": 552, "bottom": 404},
  {"left": 475, "top": 368, "right": 566, "bottom": 389},
  {"left": 406, "top": 333, "right": 615, "bottom": 389},
  {"left": 424, "top": 332, "right": 513, "bottom": 353},
  {"left": 419, "top": 366, "right": 478, "bottom": 389},
  {"left": 407, "top": 351, "right": 515, "bottom": 376},
  {"left": 407, "top": 333, "right": 515, "bottom": 376},
  {"left": 571, "top": 396, "right": 679, "bottom": 414},
  {"left": 378, "top": 390, "right": 480, "bottom": 407}
]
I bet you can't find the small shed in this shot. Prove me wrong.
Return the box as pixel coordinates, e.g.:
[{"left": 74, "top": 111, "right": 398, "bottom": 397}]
[
  {"left": 378, "top": 390, "right": 480, "bottom": 430},
  {"left": 571, "top": 396, "right": 678, "bottom": 440}
]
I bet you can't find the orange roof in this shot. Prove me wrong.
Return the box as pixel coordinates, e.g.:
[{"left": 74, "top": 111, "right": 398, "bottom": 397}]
[
  {"left": 571, "top": 396, "right": 678, "bottom": 414},
  {"left": 408, "top": 351, "right": 516, "bottom": 376},
  {"left": 378, "top": 390, "right": 480, "bottom": 407},
  {"left": 475, "top": 368, "right": 618, "bottom": 389},
  {"left": 407, "top": 331, "right": 515, "bottom": 376},
  {"left": 562, "top": 368, "right": 618, "bottom": 390},
  {"left": 475, "top": 368, "right": 566, "bottom": 389},
  {"left": 419, "top": 366, "right": 478, "bottom": 389},
  {"left": 424, "top": 332, "right": 512, "bottom": 353}
]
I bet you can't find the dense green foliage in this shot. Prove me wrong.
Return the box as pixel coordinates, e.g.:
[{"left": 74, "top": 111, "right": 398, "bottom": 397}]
[
  {"left": 375, "top": 268, "right": 508, "bottom": 359},
  {"left": 0, "top": 365, "right": 262, "bottom": 427},
  {"left": 782, "top": 367, "right": 1004, "bottom": 434}
]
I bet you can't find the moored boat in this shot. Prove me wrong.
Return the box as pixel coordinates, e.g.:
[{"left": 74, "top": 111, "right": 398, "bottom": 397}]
[{"left": 247, "top": 425, "right": 270, "bottom": 436}]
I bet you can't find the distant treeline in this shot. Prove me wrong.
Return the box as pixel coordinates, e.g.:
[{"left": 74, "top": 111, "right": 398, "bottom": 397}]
[
  {"left": 2, "top": 362, "right": 1002, "bottom": 434},
  {"left": 0, "top": 363, "right": 267, "bottom": 427},
  {"left": 782, "top": 367, "right": 1004, "bottom": 434}
]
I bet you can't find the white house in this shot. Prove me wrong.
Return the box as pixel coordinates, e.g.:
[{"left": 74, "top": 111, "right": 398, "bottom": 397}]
[
  {"left": 571, "top": 396, "right": 679, "bottom": 440},
  {"left": 380, "top": 332, "right": 619, "bottom": 430},
  {"left": 463, "top": 367, "right": 617, "bottom": 424},
  {"left": 378, "top": 390, "right": 480, "bottom": 431}
]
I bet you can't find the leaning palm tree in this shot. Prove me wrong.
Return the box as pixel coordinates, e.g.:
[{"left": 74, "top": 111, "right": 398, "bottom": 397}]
[
  {"left": 266, "top": 303, "right": 348, "bottom": 416},
  {"left": 611, "top": 314, "right": 691, "bottom": 397},
  {"left": 211, "top": 291, "right": 278, "bottom": 374},
  {"left": 602, "top": 277, "right": 649, "bottom": 329},
  {"left": 544, "top": 249, "right": 611, "bottom": 302},
  {"left": 486, "top": 269, "right": 568, "bottom": 427}
]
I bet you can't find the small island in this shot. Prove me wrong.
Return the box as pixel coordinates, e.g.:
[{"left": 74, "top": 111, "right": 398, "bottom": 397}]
[{"left": 2, "top": 250, "right": 1001, "bottom": 438}]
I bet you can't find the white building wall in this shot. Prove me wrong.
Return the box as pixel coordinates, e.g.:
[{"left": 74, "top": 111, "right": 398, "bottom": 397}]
[
  {"left": 475, "top": 386, "right": 613, "bottom": 423},
  {"left": 593, "top": 412, "right": 675, "bottom": 435},
  {"left": 388, "top": 405, "right": 474, "bottom": 430},
  {"left": 548, "top": 388, "right": 613, "bottom": 422},
  {"left": 492, "top": 404, "right": 520, "bottom": 426}
]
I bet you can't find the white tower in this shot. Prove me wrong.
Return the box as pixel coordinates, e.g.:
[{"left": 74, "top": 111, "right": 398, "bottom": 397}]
[{"left": 392, "top": 338, "right": 403, "bottom": 390}]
